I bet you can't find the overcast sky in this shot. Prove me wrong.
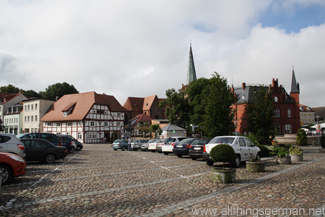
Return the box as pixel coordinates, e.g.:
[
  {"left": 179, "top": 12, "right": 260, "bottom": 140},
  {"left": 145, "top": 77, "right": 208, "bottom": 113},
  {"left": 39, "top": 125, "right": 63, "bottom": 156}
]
[{"left": 0, "top": 0, "right": 324, "bottom": 107}]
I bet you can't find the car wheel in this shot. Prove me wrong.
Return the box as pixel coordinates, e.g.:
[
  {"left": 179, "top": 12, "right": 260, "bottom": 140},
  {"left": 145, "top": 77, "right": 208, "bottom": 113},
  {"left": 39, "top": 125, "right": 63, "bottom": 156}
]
[
  {"left": 114, "top": 149, "right": 117, "bottom": 151},
  {"left": 206, "top": 159, "right": 214, "bottom": 166},
  {"left": 164, "top": 152, "right": 168, "bottom": 155},
  {"left": 121, "top": 147, "right": 126, "bottom": 151},
  {"left": 191, "top": 156, "right": 197, "bottom": 160},
  {"left": 158, "top": 151, "right": 162, "bottom": 153},
  {"left": 76, "top": 146, "right": 81, "bottom": 151},
  {"left": 232, "top": 155, "right": 241, "bottom": 168},
  {"left": 256, "top": 152, "right": 261, "bottom": 161},
  {"left": 45, "top": 154, "right": 56, "bottom": 164},
  {"left": 0, "top": 165, "right": 13, "bottom": 185},
  {"left": 177, "top": 154, "right": 182, "bottom": 158},
  {"left": 134, "top": 149, "right": 138, "bottom": 151},
  {"left": 69, "top": 146, "right": 75, "bottom": 153}
]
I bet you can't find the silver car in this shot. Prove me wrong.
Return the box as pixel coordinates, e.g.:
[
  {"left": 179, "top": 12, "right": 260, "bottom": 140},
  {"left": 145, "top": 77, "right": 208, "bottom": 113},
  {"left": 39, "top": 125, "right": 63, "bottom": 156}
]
[{"left": 0, "top": 132, "right": 25, "bottom": 158}]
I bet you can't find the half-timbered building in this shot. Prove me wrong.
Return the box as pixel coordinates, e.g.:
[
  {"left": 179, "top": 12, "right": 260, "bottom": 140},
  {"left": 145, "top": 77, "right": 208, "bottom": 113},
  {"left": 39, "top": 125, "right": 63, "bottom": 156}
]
[{"left": 41, "top": 91, "right": 125, "bottom": 143}]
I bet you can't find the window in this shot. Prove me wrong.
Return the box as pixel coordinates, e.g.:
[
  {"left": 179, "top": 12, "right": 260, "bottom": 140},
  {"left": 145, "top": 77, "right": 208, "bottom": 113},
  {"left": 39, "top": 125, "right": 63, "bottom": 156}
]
[
  {"left": 90, "top": 121, "right": 94, "bottom": 126},
  {"left": 78, "top": 133, "right": 82, "bottom": 139},
  {"left": 57, "top": 123, "right": 61, "bottom": 127},
  {"left": 24, "top": 116, "right": 27, "bottom": 122},
  {"left": 67, "top": 122, "right": 72, "bottom": 126},
  {"left": 27, "top": 116, "right": 30, "bottom": 122},
  {"left": 287, "top": 108, "right": 291, "bottom": 117},
  {"left": 31, "top": 104, "right": 34, "bottom": 110},
  {"left": 274, "top": 108, "right": 280, "bottom": 118},
  {"left": 25, "top": 105, "right": 27, "bottom": 111},
  {"left": 35, "top": 103, "right": 38, "bottom": 110},
  {"left": 47, "top": 122, "right": 52, "bottom": 126},
  {"left": 239, "top": 138, "right": 246, "bottom": 147},
  {"left": 31, "top": 116, "right": 33, "bottom": 122},
  {"left": 28, "top": 105, "right": 30, "bottom": 111},
  {"left": 35, "top": 115, "right": 38, "bottom": 122},
  {"left": 104, "top": 122, "right": 108, "bottom": 126}
]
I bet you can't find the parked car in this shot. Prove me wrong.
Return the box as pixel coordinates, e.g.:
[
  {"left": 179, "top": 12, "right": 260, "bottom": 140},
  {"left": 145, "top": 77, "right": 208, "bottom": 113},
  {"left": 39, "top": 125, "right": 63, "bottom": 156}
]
[
  {"left": 162, "top": 137, "right": 188, "bottom": 155},
  {"left": 148, "top": 140, "right": 163, "bottom": 152},
  {"left": 57, "top": 135, "right": 77, "bottom": 153},
  {"left": 66, "top": 135, "right": 83, "bottom": 151},
  {"left": 141, "top": 139, "right": 156, "bottom": 151},
  {"left": 0, "top": 132, "right": 25, "bottom": 158},
  {"left": 112, "top": 139, "right": 128, "bottom": 151},
  {"left": 20, "top": 138, "right": 68, "bottom": 164},
  {"left": 156, "top": 140, "right": 168, "bottom": 153},
  {"left": 133, "top": 139, "right": 149, "bottom": 151},
  {"left": 188, "top": 138, "right": 211, "bottom": 160},
  {"left": 203, "top": 136, "right": 261, "bottom": 167},
  {"left": 17, "top": 133, "right": 63, "bottom": 147},
  {"left": 172, "top": 138, "right": 197, "bottom": 158},
  {"left": 0, "top": 151, "right": 26, "bottom": 185}
]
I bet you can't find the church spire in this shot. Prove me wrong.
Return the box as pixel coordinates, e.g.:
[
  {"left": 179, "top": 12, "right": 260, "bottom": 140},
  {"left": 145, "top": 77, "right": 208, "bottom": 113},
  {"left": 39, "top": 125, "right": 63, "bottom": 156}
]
[
  {"left": 291, "top": 66, "right": 299, "bottom": 93},
  {"left": 186, "top": 43, "right": 197, "bottom": 85}
]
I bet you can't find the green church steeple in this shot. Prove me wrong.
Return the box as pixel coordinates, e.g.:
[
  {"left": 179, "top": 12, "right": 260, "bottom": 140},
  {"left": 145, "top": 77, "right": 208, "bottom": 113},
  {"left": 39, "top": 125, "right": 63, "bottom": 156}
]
[{"left": 186, "top": 43, "right": 197, "bottom": 85}]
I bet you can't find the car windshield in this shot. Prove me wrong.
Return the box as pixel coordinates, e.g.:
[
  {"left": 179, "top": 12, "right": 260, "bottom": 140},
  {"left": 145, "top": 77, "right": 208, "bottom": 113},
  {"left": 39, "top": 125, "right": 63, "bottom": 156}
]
[
  {"left": 180, "top": 138, "right": 196, "bottom": 144},
  {"left": 149, "top": 140, "right": 156, "bottom": 143},
  {"left": 113, "top": 140, "right": 121, "bottom": 144},
  {"left": 209, "top": 137, "right": 235, "bottom": 145},
  {"left": 192, "top": 139, "right": 210, "bottom": 145}
]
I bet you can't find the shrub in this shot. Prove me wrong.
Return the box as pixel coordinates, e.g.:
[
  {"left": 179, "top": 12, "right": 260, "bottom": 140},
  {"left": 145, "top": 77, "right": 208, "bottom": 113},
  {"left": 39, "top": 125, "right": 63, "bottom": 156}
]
[
  {"left": 321, "top": 134, "right": 325, "bottom": 149},
  {"left": 276, "top": 147, "right": 289, "bottom": 158},
  {"left": 245, "top": 133, "right": 258, "bottom": 144},
  {"left": 296, "top": 129, "right": 307, "bottom": 146},
  {"left": 257, "top": 144, "right": 270, "bottom": 157},
  {"left": 210, "top": 144, "right": 235, "bottom": 169},
  {"left": 289, "top": 146, "right": 303, "bottom": 155}
]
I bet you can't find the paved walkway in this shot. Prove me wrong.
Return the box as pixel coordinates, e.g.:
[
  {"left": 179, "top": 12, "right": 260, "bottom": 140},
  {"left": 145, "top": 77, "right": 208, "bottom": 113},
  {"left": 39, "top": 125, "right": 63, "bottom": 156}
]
[{"left": 1, "top": 145, "right": 324, "bottom": 216}]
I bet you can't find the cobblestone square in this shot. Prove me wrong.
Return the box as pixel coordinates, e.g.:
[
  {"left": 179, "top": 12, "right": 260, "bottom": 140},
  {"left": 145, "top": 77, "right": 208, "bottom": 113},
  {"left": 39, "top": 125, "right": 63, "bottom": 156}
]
[{"left": 1, "top": 144, "right": 325, "bottom": 216}]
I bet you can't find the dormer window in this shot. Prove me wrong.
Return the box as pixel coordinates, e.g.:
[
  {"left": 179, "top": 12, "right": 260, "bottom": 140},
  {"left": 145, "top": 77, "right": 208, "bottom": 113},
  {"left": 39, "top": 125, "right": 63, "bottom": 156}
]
[
  {"left": 62, "top": 102, "right": 76, "bottom": 117},
  {"left": 299, "top": 107, "right": 304, "bottom": 111},
  {"left": 242, "top": 95, "right": 245, "bottom": 99}
]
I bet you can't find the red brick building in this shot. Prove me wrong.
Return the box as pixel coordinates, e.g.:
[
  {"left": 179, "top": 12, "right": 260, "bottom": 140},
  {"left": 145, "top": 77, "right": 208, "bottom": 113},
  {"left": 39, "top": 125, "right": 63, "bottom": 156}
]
[{"left": 231, "top": 70, "right": 300, "bottom": 135}]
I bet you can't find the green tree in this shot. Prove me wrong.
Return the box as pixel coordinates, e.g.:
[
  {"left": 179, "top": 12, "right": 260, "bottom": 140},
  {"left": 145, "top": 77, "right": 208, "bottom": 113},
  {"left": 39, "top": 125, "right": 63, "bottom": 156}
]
[
  {"left": 159, "top": 88, "right": 191, "bottom": 129},
  {"left": 296, "top": 129, "right": 307, "bottom": 146},
  {"left": 20, "top": 89, "right": 41, "bottom": 98},
  {"left": 186, "top": 77, "right": 210, "bottom": 126},
  {"left": 245, "top": 86, "right": 276, "bottom": 145},
  {"left": 41, "top": 82, "right": 79, "bottom": 100},
  {"left": 201, "top": 73, "right": 235, "bottom": 137},
  {"left": 151, "top": 124, "right": 162, "bottom": 138},
  {"left": 0, "top": 84, "right": 20, "bottom": 93}
]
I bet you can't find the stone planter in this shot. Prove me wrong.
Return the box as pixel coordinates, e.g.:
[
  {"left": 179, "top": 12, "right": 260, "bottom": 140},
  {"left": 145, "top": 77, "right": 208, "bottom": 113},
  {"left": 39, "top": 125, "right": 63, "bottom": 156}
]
[
  {"left": 276, "top": 156, "right": 291, "bottom": 164},
  {"left": 319, "top": 148, "right": 325, "bottom": 153},
  {"left": 290, "top": 154, "right": 303, "bottom": 162},
  {"left": 212, "top": 168, "right": 236, "bottom": 184},
  {"left": 246, "top": 161, "right": 265, "bottom": 172}
]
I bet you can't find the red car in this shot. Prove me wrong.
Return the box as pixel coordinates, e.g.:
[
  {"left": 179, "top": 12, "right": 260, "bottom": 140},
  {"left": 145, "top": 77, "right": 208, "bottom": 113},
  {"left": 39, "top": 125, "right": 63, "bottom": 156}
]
[{"left": 0, "top": 152, "right": 26, "bottom": 185}]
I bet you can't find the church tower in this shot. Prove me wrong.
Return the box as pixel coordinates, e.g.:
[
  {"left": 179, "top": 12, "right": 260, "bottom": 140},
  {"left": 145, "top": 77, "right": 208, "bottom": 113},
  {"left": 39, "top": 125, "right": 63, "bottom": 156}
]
[
  {"left": 186, "top": 43, "right": 197, "bottom": 85},
  {"left": 290, "top": 67, "right": 300, "bottom": 104}
]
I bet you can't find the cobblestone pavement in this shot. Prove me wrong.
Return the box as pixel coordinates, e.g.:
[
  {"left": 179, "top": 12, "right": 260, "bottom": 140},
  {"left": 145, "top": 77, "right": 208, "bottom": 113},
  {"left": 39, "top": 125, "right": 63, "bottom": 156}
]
[{"left": 1, "top": 144, "right": 324, "bottom": 216}]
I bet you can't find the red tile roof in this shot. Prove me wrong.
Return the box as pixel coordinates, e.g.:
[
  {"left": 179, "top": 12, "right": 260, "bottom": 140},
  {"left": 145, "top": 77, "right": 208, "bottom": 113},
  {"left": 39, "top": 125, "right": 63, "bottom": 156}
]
[{"left": 41, "top": 91, "right": 125, "bottom": 122}]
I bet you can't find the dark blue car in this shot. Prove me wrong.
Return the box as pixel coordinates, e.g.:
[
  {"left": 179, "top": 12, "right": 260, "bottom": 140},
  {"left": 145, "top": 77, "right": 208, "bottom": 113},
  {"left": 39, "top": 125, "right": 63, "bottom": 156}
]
[{"left": 172, "top": 138, "right": 197, "bottom": 158}]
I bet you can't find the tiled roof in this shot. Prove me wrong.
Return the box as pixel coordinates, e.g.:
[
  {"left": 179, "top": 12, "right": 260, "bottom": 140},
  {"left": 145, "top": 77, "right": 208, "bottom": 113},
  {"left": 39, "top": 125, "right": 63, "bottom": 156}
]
[
  {"left": 0, "top": 93, "right": 21, "bottom": 104},
  {"left": 41, "top": 91, "right": 125, "bottom": 122},
  {"left": 125, "top": 113, "right": 152, "bottom": 129},
  {"left": 298, "top": 104, "right": 314, "bottom": 112},
  {"left": 143, "top": 95, "right": 157, "bottom": 110},
  {"left": 123, "top": 97, "right": 144, "bottom": 111},
  {"left": 161, "top": 123, "right": 185, "bottom": 131}
]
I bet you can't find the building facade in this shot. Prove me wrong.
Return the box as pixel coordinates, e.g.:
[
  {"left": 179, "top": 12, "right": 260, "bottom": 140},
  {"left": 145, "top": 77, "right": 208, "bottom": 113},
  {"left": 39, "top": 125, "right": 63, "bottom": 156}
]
[
  {"left": 41, "top": 91, "right": 125, "bottom": 143},
  {"left": 232, "top": 71, "right": 301, "bottom": 135},
  {"left": 3, "top": 103, "right": 23, "bottom": 135},
  {"left": 22, "top": 98, "right": 55, "bottom": 133}
]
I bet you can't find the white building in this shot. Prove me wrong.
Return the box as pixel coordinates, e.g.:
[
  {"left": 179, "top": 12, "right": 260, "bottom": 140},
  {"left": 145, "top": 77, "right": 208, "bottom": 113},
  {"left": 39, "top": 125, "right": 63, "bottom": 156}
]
[
  {"left": 22, "top": 98, "right": 55, "bottom": 133},
  {"left": 41, "top": 91, "right": 125, "bottom": 143},
  {"left": 3, "top": 103, "right": 23, "bottom": 135}
]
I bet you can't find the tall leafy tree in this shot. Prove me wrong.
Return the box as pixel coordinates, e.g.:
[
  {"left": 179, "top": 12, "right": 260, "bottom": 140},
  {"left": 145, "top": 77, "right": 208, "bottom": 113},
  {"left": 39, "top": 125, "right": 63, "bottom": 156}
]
[
  {"left": 245, "top": 86, "right": 275, "bottom": 145},
  {"left": 201, "top": 73, "right": 235, "bottom": 137},
  {"left": 41, "top": 82, "right": 79, "bottom": 100},
  {"left": 159, "top": 88, "right": 191, "bottom": 129},
  {"left": 186, "top": 77, "right": 210, "bottom": 126}
]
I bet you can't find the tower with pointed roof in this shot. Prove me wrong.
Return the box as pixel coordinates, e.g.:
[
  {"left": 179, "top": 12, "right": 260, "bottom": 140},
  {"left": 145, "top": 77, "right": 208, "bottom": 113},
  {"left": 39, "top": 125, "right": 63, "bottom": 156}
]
[
  {"left": 290, "top": 67, "right": 300, "bottom": 104},
  {"left": 186, "top": 43, "right": 197, "bottom": 85}
]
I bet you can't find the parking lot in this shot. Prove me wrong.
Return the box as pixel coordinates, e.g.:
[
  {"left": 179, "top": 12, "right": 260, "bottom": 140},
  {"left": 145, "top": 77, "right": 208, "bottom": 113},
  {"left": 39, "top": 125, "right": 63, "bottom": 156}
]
[{"left": 1, "top": 144, "right": 325, "bottom": 216}]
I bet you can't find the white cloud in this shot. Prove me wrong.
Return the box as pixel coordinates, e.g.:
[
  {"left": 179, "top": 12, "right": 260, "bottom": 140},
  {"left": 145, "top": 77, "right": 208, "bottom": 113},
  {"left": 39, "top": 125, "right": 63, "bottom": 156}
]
[{"left": 0, "top": 0, "right": 324, "bottom": 107}]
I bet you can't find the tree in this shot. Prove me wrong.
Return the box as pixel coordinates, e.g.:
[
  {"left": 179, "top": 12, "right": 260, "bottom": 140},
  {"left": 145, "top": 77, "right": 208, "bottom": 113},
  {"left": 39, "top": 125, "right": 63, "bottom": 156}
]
[
  {"left": 159, "top": 88, "right": 191, "bottom": 129},
  {"left": 151, "top": 124, "right": 162, "bottom": 139},
  {"left": 200, "top": 73, "right": 235, "bottom": 138},
  {"left": 186, "top": 77, "right": 210, "bottom": 126},
  {"left": 245, "top": 86, "right": 276, "bottom": 145},
  {"left": 296, "top": 129, "right": 307, "bottom": 146},
  {"left": 41, "top": 82, "right": 79, "bottom": 100},
  {"left": 0, "top": 84, "right": 20, "bottom": 93},
  {"left": 20, "top": 89, "right": 41, "bottom": 98}
]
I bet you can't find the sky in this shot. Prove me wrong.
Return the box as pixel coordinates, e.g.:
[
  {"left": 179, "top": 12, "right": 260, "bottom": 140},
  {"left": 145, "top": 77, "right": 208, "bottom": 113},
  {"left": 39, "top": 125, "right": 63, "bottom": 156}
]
[{"left": 0, "top": 0, "right": 325, "bottom": 107}]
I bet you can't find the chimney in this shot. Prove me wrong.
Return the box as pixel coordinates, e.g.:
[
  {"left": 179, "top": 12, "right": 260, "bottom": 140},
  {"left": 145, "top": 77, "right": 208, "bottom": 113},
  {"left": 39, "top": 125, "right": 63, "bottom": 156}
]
[{"left": 242, "top": 83, "right": 246, "bottom": 90}]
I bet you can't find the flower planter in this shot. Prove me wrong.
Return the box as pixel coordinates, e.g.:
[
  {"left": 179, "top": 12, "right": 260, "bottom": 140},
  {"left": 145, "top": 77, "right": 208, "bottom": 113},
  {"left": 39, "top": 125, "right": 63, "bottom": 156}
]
[
  {"left": 290, "top": 154, "right": 303, "bottom": 162},
  {"left": 246, "top": 161, "right": 265, "bottom": 172},
  {"left": 276, "top": 156, "right": 291, "bottom": 164},
  {"left": 212, "top": 168, "right": 236, "bottom": 184}
]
